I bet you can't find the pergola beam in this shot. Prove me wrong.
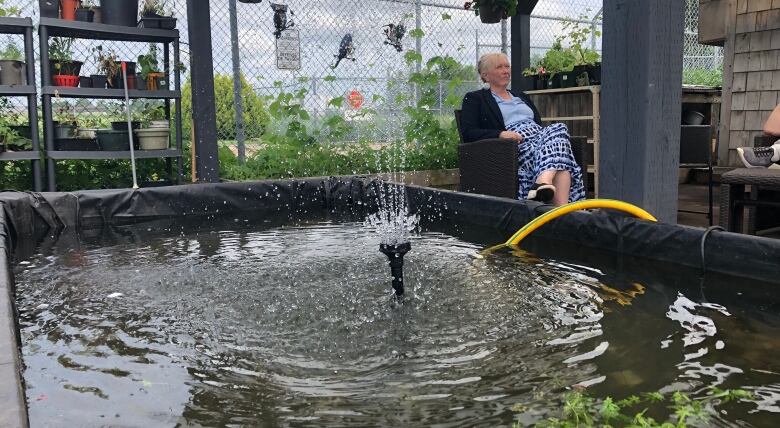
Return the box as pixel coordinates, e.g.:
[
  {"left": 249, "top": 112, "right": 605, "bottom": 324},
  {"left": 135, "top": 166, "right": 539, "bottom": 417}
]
[{"left": 600, "top": 0, "right": 685, "bottom": 223}]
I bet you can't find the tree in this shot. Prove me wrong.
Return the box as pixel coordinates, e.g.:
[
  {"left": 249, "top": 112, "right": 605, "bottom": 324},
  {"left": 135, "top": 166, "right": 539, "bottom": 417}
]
[{"left": 181, "top": 73, "right": 270, "bottom": 141}]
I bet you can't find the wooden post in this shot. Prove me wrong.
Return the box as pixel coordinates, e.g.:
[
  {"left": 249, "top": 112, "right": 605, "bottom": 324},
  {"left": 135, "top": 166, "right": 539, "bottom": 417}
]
[
  {"left": 600, "top": 0, "right": 685, "bottom": 223},
  {"left": 187, "top": 0, "right": 220, "bottom": 183},
  {"left": 510, "top": 13, "right": 531, "bottom": 91}
]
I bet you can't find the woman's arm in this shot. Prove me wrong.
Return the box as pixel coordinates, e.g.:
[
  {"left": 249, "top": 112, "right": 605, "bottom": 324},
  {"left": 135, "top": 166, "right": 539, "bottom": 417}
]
[
  {"left": 764, "top": 104, "right": 780, "bottom": 136},
  {"left": 460, "top": 92, "right": 503, "bottom": 143}
]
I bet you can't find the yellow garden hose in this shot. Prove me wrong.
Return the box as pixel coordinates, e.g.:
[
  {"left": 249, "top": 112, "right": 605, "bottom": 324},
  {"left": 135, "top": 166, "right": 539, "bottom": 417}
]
[{"left": 481, "top": 199, "right": 657, "bottom": 255}]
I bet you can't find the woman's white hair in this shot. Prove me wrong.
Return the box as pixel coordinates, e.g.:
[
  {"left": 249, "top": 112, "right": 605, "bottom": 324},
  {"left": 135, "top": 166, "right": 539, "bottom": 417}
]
[{"left": 477, "top": 52, "right": 509, "bottom": 83}]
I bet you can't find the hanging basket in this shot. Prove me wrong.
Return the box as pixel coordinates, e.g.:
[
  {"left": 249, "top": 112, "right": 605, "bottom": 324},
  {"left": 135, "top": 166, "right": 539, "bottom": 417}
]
[{"left": 479, "top": 6, "right": 504, "bottom": 24}]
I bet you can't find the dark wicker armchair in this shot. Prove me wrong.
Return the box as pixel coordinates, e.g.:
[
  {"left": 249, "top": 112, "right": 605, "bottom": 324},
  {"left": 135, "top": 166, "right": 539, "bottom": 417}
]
[{"left": 454, "top": 109, "right": 591, "bottom": 199}]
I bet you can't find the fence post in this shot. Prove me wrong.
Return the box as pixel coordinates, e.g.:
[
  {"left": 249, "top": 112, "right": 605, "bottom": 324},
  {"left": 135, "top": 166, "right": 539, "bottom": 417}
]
[
  {"left": 501, "top": 19, "right": 507, "bottom": 54},
  {"left": 229, "top": 0, "right": 246, "bottom": 164}
]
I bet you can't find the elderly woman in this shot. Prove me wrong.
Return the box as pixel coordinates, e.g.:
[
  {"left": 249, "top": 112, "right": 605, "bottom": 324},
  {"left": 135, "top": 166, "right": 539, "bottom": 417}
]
[{"left": 460, "top": 52, "right": 585, "bottom": 204}]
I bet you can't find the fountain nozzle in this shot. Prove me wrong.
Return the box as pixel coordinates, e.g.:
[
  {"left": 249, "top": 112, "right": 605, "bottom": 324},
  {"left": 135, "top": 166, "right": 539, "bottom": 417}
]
[{"left": 379, "top": 242, "right": 411, "bottom": 298}]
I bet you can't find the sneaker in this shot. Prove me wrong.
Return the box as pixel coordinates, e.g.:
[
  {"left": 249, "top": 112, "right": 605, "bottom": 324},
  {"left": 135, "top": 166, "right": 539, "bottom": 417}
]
[
  {"left": 737, "top": 146, "right": 779, "bottom": 168},
  {"left": 527, "top": 183, "right": 556, "bottom": 203}
]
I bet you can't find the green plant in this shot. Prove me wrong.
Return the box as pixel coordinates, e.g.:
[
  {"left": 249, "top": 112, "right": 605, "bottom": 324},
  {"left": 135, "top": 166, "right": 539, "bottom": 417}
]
[
  {"left": 55, "top": 104, "right": 78, "bottom": 126},
  {"left": 141, "top": 0, "right": 168, "bottom": 16},
  {"left": 49, "top": 37, "right": 74, "bottom": 72},
  {"left": 93, "top": 45, "right": 119, "bottom": 84},
  {"left": 0, "top": 42, "right": 21, "bottom": 61},
  {"left": 181, "top": 73, "right": 270, "bottom": 140},
  {"left": 540, "top": 41, "right": 576, "bottom": 77},
  {"left": 515, "top": 388, "right": 753, "bottom": 428},
  {"left": 463, "top": 0, "right": 517, "bottom": 18},
  {"left": 141, "top": 102, "right": 166, "bottom": 123},
  {"left": 137, "top": 44, "right": 160, "bottom": 81},
  {"left": 0, "top": 0, "right": 20, "bottom": 17},
  {"left": 556, "top": 13, "right": 602, "bottom": 66},
  {"left": 683, "top": 67, "right": 723, "bottom": 87},
  {"left": 80, "top": 0, "right": 95, "bottom": 8}
]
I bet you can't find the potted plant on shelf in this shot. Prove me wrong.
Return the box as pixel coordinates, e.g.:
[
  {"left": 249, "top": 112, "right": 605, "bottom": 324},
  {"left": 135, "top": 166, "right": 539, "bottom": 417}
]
[
  {"left": 539, "top": 41, "right": 575, "bottom": 89},
  {"left": 38, "top": 0, "right": 59, "bottom": 18},
  {"left": 139, "top": 0, "right": 176, "bottom": 29},
  {"left": 463, "top": 0, "right": 517, "bottom": 24},
  {"left": 49, "top": 37, "right": 81, "bottom": 87},
  {"left": 136, "top": 104, "right": 170, "bottom": 150},
  {"left": 93, "top": 45, "right": 118, "bottom": 89},
  {"left": 53, "top": 104, "right": 78, "bottom": 139},
  {"left": 0, "top": 42, "right": 25, "bottom": 86},
  {"left": 60, "top": 0, "right": 79, "bottom": 20},
  {"left": 137, "top": 44, "right": 168, "bottom": 91},
  {"left": 75, "top": 0, "right": 95, "bottom": 22},
  {"left": 558, "top": 15, "right": 602, "bottom": 86},
  {"left": 101, "top": 0, "right": 139, "bottom": 26}
]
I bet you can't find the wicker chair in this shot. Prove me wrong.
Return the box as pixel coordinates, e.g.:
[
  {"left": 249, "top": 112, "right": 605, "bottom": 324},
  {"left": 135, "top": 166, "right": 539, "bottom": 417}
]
[
  {"left": 455, "top": 109, "right": 591, "bottom": 199},
  {"left": 720, "top": 135, "right": 780, "bottom": 235}
]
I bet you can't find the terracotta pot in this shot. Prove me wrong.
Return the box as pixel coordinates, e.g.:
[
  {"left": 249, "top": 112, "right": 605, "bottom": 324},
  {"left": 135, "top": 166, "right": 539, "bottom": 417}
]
[{"left": 60, "top": 0, "right": 79, "bottom": 20}]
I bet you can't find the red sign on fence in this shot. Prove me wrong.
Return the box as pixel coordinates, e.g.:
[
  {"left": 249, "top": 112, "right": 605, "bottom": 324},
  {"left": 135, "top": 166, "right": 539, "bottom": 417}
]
[{"left": 347, "top": 90, "right": 364, "bottom": 109}]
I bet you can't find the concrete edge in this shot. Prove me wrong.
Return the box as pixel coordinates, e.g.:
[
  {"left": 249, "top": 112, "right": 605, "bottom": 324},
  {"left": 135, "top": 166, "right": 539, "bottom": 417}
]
[{"left": 0, "top": 209, "right": 29, "bottom": 428}]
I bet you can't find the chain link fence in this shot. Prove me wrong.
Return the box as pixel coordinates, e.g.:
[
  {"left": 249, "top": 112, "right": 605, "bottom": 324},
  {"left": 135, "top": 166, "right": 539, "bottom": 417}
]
[{"left": 0, "top": 0, "right": 721, "bottom": 146}]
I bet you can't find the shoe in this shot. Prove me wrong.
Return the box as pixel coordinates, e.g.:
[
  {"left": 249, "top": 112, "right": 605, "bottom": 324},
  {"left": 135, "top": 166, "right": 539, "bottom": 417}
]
[
  {"left": 527, "top": 183, "right": 555, "bottom": 203},
  {"left": 737, "top": 146, "right": 779, "bottom": 168}
]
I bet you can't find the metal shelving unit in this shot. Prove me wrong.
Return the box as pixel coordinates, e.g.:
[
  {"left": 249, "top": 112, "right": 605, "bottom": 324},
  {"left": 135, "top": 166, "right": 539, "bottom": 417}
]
[
  {"left": 0, "top": 17, "right": 43, "bottom": 191},
  {"left": 39, "top": 18, "right": 183, "bottom": 191}
]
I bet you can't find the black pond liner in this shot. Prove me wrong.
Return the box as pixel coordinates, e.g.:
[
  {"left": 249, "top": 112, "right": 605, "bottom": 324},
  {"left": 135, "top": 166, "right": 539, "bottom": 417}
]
[{"left": 1, "top": 176, "right": 780, "bottom": 426}]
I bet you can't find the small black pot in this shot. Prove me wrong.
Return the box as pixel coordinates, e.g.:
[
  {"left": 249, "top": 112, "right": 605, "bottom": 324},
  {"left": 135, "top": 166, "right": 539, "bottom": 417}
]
[
  {"left": 558, "top": 71, "right": 576, "bottom": 88},
  {"left": 535, "top": 76, "right": 547, "bottom": 90},
  {"left": 90, "top": 74, "right": 108, "bottom": 89},
  {"left": 101, "top": 0, "right": 139, "bottom": 26},
  {"left": 110, "top": 62, "right": 136, "bottom": 89},
  {"left": 111, "top": 121, "right": 141, "bottom": 131},
  {"left": 135, "top": 73, "right": 147, "bottom": 90},
  {"left": 79, "top": 76, "right": 92, "bottom": 88},
  {"left": 153, "top": 74, "right": 169, "bottom": 90},
  {"left": 478, "top": 6, "right": 503, "bottom": 24},
  {"left": 75, "top": 8, "right": 94, "bottom": 22},
  {"left": 39, "top": 0, "right": 59, "bottom": 18},
  {"left": 138, "top": 16, "right": 177, "bottom": 29},
  {"left": 586, "top": 63, "right": 601, "bottom": 84}
]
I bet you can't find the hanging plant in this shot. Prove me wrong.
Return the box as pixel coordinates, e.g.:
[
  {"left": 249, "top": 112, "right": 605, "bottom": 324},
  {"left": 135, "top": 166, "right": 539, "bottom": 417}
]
[
  {"left": 270, "top": 3, "right": 294, "bottom": 39},
  {"left": 463, "top": 0, "right": 518, "bottom": 24}
]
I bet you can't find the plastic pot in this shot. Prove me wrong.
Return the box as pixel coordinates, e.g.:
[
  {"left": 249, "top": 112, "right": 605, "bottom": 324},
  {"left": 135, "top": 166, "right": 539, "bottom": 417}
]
[
  {"left": 54, "top": 137, "right": 99, "bottom": 151},
  {"left": 135, "top": 128, "right": 170, "bottom": 150},
  {"left": 135, "top": 73, "right": 147, "bottom": 90},
  {"left": 10, "top": 125, "right": 32, "bottom": 140},
  {"left": 148, "top": 120, "right": 169, "bottom": 129},
  {"left": 682, "top": 110, "right": 706, "bottom": 125},
  {"left": 49, "top": 60, "right": 83, "bottom": 79},
  {"left": 90, "top": 74, "right": 107, "bottom": 89},
  {"left": 53, "top": 74, "right": 79, "bottom": 87},
  {"left": 75, "top": 8, "right": 95, "bottom": 22},
  {"left": 60, "top": 0, "right": 79, "bottom": 20},
  {"left": 79, "top": 76, "right": 92, "bottom": 88},
  {"left": 101, "top": 0, "right": 139, "bottom": 26},
  {"left": 478, "top": 5, "right": 503, "bottom": 24},
  {"left": 96, "top": 129, "right": 130, "bottom": 151},
  {"left": 110, "top": 62, "right": 136, "bottom": 89},
  {"left": 77, "top": 128, "right": 98, "bottom": 139},
  {"left": 111, "top": 121, "right": 141, "bottom": 131},
  {"left": 558, "top": 71, "right": 576, "bottom": 88},
  {"left": 54, "top": 124, "right": 77, "bottom": 139},
  {"left": 39, "top": 0, "right": 59, "bottom": 18},
  {"left": 0, "top": 60, "right": 25, "bottom": 85},
  {"left": 138, "top": 16, "right": 177, "bottom": 29}
]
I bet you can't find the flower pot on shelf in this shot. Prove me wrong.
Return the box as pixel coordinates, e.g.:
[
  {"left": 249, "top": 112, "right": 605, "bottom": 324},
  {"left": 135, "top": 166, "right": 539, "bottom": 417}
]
[
  {"left": 101, "top": 0, "right": 139, "bottom": 26},
  {"left": 111, "top": 121, "right": 140, "bottom": 131},
  {"left": 49, "top": 60, "right": 83, "bottom": 80},
  {"left": 76, "top": 128, "right": 98, "bottom": 139},
  {"left": 97, "top": 130, "right": 130, "bottom": 151},
  {"left": 558, "top": 71, "right": 576, "bottom": 88},
  {"left": 144, "top": 72, "right": 168, "bottom": 91},
  {"left": 78, "top": 76, "right": 92, "bottom": 88},
  {"left": 148, "top": 120, "right": 169, "bottom": 129},
  {"left": 54, "top": 137, "right": 99, "bottom": 151},
  {"left": 53, "top": 74, "right": 79, "bottom": 87},
  {"left": 136, "top": 128, "right": 170, "bottom": 150},
  {"left": 535, "top": 76, "right": 547, "bottom": 90},
  {"left": 138, "top": 16, "right": 177, "bottom": 29},
  {"left": 75, "top": 8, "right": 95, "bottom": 22},
  {"left": 586, "top": 63, "right": 601, "bottom": 84},
  {"left": 54, "top": 124, "right": 77, "bottom": 139},
  {"left": 110, "top": 62, "right": 136, "bottom": 89},
  {"left": 0, "top": 60, "right": 26, "bottom": 85},
  {"left": 90, "top": 74, "right": 107, "bottom": 89},
  {"left": 60, "top": 0, "right": 79, "bottom": 20},
  {"left": 39, "top": 0, "right": 59, "bottom": 18},
  {"left": 135, "top": 73, "right": 147, "bottom": 90},
  {"left": 478, "top": 5, "right": 504, "bottom": 23}
]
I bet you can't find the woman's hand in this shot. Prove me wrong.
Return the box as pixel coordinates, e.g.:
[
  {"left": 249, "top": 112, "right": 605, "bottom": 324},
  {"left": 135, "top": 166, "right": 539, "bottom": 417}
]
[{"left": 499, "top": 130, "right": 524, "bottom": 143}]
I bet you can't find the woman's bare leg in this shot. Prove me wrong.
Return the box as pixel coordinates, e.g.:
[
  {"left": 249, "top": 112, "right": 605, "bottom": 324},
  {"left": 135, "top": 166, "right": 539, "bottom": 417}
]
[
  {"left": 551, "top": 170, "right": 571, "bottom": 205},
  {"left": 536, "top": 170, "right": 555, "bottom": 185}
]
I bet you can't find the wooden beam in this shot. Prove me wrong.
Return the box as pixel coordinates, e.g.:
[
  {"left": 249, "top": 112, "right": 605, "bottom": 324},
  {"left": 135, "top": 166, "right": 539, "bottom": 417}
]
[
  {"left": 187, "top": 0, "right": 220, "bottom": 183},
  {"left": 600, "top": 0, "right": 685, "bottom": 223},
  {"left": 510, "top": 13, "right": 531, "bottom": 91}
]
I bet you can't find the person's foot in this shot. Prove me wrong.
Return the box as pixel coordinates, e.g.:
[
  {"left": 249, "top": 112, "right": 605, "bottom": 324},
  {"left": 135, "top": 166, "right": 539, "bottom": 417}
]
[
  {"left": 737, "top": 145, "right": 780, "bottom": 168},
  {"left": 527, "top": 183, "right": 556, "bottom": 203}
]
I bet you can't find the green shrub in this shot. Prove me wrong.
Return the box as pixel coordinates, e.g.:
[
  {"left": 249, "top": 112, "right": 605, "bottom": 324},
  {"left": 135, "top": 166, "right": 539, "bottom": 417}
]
[
  {"left": 683, "top": 67, "right": 723, "bottom": 87},
  {"left": 181, "top": 73, "right": 270, "bottom": 140}
]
